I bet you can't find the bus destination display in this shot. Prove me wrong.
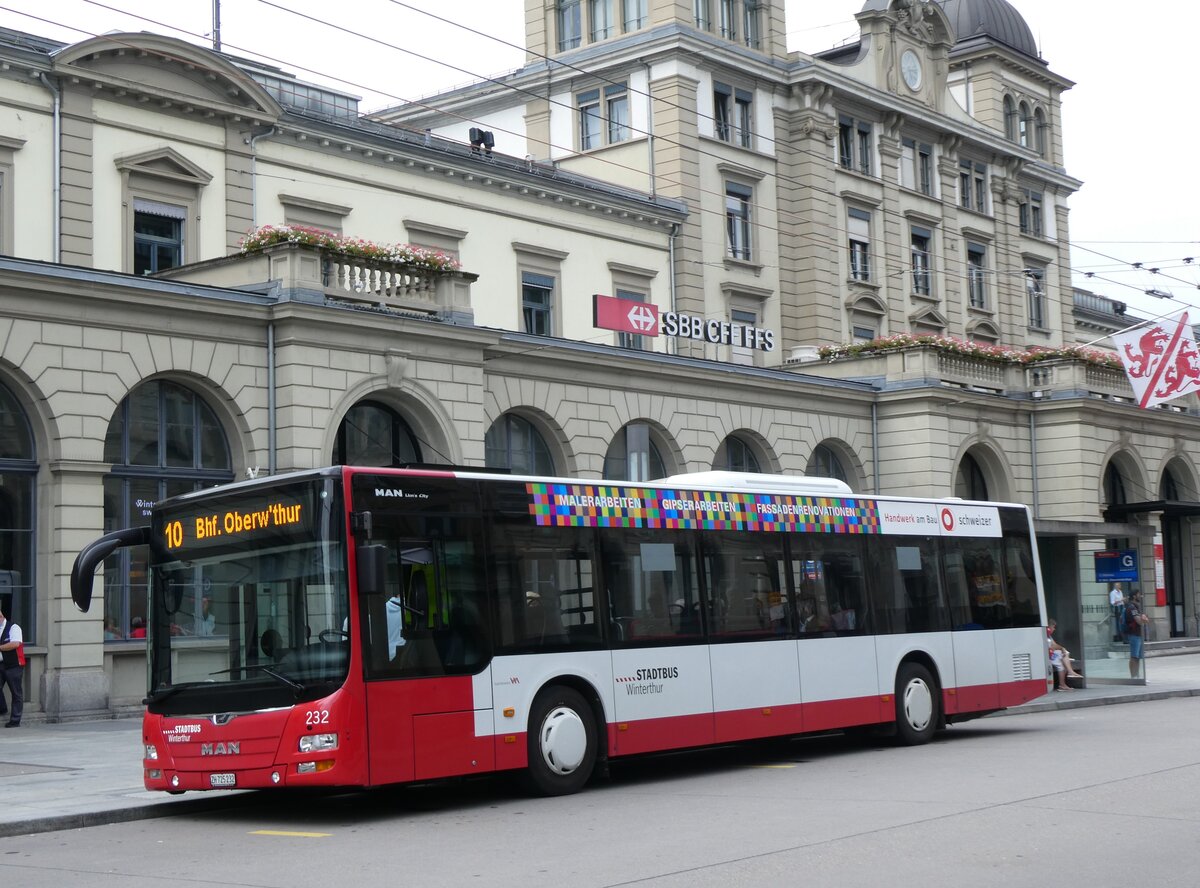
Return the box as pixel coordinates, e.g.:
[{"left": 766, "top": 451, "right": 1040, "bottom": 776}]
[{"left": 160, "top": 493, "right": 311, "bottom": 553}]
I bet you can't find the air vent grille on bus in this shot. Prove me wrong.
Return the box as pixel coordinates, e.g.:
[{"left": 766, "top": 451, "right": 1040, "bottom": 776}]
[{"left": 1012, "top": 653, "right": 1033, "bottom": 681}]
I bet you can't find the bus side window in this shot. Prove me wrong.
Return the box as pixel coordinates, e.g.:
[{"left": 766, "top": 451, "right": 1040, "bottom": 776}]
[
  {"left": 700, "top": 532, "right": 786, "bottom": 639},
  {"left": 601, "top": 529, "right": 700, "bottom": 644}
]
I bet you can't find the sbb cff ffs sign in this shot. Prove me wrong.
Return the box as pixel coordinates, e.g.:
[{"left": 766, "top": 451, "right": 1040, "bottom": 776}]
[{"left": 592, "top": 294, "right": 775, "bottom": 351}]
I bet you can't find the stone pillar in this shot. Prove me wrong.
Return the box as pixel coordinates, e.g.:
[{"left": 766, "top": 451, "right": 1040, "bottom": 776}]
[{"left": 41, "top": 461, "right": 111, "bottom": 720}]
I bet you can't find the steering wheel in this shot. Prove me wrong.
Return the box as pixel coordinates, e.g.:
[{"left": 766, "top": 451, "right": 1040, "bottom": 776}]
[{"left": 319, "top": 628, "right": 349, "bottom": 643}]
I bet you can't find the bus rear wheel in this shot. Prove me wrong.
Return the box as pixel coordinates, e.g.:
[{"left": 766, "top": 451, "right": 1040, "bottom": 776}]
[
  {"left": 894, "top": 662, "right": 939, "bottom": 745},
  {"left": 525, "top": 686, "right": 597, "bottom": 796}
]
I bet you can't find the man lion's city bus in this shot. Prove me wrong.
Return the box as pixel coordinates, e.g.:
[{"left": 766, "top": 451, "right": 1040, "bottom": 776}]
[{"left": 70, "top": 467, "right": 1048, "bottom": 796}]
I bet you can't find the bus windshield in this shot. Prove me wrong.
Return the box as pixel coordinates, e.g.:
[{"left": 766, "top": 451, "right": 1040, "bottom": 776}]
[{"left": 146, "top": 477, "right": 350, "bottom": 714}]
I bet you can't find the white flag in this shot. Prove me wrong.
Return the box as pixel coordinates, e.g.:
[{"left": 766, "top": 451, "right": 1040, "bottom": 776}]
[{"left": 1111, "top": 312, "right": 1200, "bottom": 408}]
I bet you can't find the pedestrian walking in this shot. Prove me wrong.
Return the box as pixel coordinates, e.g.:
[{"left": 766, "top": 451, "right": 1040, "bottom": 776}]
[{"left": 0, "top": 603, "right": 25, "bottom": 726}]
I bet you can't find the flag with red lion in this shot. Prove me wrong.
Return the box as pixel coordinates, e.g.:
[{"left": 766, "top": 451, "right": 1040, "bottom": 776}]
[{"left": 1111, "top": 312, "right": 1200, "bottom": 408}]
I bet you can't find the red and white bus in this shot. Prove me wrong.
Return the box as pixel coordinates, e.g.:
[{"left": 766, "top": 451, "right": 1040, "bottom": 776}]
[{"left": 70, "top": 467, "right": 1048, "bottom": 796}]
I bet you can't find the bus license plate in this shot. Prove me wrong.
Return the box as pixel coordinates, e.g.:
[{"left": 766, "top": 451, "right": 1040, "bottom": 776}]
[{"left": 209, "top": 772, "right": 236, "bottom": 788}]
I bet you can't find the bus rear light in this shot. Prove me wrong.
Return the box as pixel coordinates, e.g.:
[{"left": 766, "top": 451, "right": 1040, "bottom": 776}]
[
  {"left": 145, "top": 744, "right": 159, "bottom": 761},
  {"left": 298, "top": 732, "right": 338, "bottom": 753}
]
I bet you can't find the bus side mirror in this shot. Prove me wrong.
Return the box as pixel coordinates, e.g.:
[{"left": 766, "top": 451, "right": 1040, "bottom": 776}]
[
  {"left": 70, "top": 527, "right": 152, "bottom": 612},
  {"left": 357, "top": 544, "right": 388, "bottom": 596}
]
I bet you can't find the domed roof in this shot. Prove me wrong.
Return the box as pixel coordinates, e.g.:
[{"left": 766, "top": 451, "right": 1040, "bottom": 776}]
[
  {"left": 857, "top": 0, "right": 1039, "bottom": 60},
  {"left": 937, "top": 0, "right": 1039, "bottom": 58}
]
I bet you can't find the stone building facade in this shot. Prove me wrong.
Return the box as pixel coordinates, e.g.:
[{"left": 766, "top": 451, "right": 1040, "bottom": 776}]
[{"left": 0, "top": 0, "right": 1196, "bottom": 718}]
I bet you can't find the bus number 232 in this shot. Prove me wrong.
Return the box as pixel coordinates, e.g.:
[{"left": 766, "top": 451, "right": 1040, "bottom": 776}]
[{"left": 305, "top": 709, "right": 330, "bottom": 727}]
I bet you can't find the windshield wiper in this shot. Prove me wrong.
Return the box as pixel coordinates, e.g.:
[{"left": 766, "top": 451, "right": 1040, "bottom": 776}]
[
  {"left": 144, "top": 685, "right": 185, "bottom": 706},
  {"left": 208, "top": 664, "right": 307, "bottom": 694}
]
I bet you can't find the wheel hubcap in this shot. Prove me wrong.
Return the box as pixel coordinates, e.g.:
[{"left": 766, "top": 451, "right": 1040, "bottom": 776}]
[
  {"left": 539, "top": 706, "right": 587, "bottom": 775},
  {"left": 902, "top": 678, "right": 933, "bottom": 731}
]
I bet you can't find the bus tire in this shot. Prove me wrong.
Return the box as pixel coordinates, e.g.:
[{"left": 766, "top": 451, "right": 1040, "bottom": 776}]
[
  {"left": 525, "top": 685, "right": 597, "bottom": 796},
  {"left": 894, "top": 662, "right": 938, "bottom": 745}
]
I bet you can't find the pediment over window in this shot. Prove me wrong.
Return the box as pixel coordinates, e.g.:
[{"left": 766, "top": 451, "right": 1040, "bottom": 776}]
[
  {"left": 52, "top": 32, "right": 281, "bottom": 123},
  {"left": 114, "top": 147, "right": 213, "bottom": 186},
  {"left": 909, "top": 307, "right": 947, "bottom": 330},
  {"left": 846, "top": 291, "right": 887, "bottom": 317},
  {"left": 967, "top": 319, "right": 1001, "bottom": 343}
]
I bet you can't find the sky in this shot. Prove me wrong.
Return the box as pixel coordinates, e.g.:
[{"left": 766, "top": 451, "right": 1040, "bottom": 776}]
[{"left": 2, "top": 0, "right": 1196, "bottom": 328}]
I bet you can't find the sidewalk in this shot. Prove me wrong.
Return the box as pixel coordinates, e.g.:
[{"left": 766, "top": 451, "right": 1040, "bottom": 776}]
[{"left": 2, "top": 651, "right": 1199, "bottom": 838}]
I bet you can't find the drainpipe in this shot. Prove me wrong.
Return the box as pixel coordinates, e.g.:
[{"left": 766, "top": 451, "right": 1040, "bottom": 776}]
[
  {"left": 871, "top": 401, "right": 879, "bottom": 494},
  {"left": 668, "top": 222, "right": 679, "bottom": 356},
  {"left": 643, "top": 61, "right": 656, "bottom": 199},
  {"left": 267, "top": 322, "right": 277, "bottom": 475},
  {"left": 1029, "top": 409, "right": 1039, "bottom": 517},
  {"left": 244, "top": 126, "right": 278, "bottom": 228},
  {"left": 38, "top": 73, "right": 61, "bottom": 261}
]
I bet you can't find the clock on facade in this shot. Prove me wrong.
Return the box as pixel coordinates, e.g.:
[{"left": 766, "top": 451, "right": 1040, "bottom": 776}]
[{"left": 901, "top": 49, "right": 922, "bottom": 90}]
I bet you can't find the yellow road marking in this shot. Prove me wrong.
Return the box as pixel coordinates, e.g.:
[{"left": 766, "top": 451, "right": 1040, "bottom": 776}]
[{"left": 249, "top": 830, "right": 332, "bottom": 838}]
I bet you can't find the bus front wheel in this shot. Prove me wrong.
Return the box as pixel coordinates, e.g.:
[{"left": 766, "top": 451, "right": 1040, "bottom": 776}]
[
  {"left": 525, "top": 686, "right": 597, "bottom": 796},
  {"left": 894, "top": 662, "right": 939, "bottom": 745}
]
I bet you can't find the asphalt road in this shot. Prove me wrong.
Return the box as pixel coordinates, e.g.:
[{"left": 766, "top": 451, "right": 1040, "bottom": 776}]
[{"left": 2, "top": 698, "right": 1197, "bottom": 887}]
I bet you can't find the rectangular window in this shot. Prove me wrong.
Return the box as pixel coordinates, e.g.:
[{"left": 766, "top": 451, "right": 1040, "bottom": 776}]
[
  {"left": 852, "top": 325, "right": 875, "bottom": 342},
  {"left": 694, "top": 0, "right": 710, "bottom": 29},
  {"left": 967, "top": 243, "right": 988, "bottom": 309},
  {"left": 867, "top": 537, "right": 949, "bottom": 634},
  {"left": 590, "top": 0, "right": 615, "bottom": 40},
  {"left": 791, "top": 536, "right": 868, "bottom": 636},
  {"left": 911, "top": 226, "right": 932, "bottom": 296},
  {"left": 558, "top": 0, "right": 582, "bottom": 50},
  {"left": 735, "top": 88, "right": 753, "bottom": 148},
  {"left": 1019, "top": 188, "right": 1044, "bottom": 237},
  {"left": 1025, "top": 266, "right": 1046, "bottom": 328},
  {"left": 959, "top": 159, "right": 988, "bottom": 213},
  {"left": 725, "top": 182, "right": 752, "bottom": 261},
  {"left": 616, "top": 289, "right": 647, "bottom": 350},
  {"left": 622, "top": 0, "right": 647, "bottom": 31},
  {"left": 743, "top": 0, "right": 761, "bottom": 48},
  {"left": 848, "top": 207, "right": 871, "bottom": 282},
  {"left": 578, "top": 88, "right": 601, "bottom": 150},
  {"left": 602, "top": 529, "right": 703, "bottom": 644},
  {"left": 719, "top": 0, "right": 736, "bottom": 39},
  {"left": 522, "top": 271, "right": 555, "bottom": 336},
  {"left": 607, "top": 84, "right": 630, "bottom": 142},
  {"left": 133, "top": 200, "right": 185, "bottom": 275},
  {"left": 838, "top": 115, "right": 873, "bottom": 174},
  {"left": 492, "top": 522, "right": 600, "bottom": 653},
  {"left": 901, "top": 138, "right": 933, "bottom": 195},
  {"left": 714, "top": 82, "right": 732, "bottom": 141},
  {"left": 730, "top": 307, "right": 757, "bottom": 366},
  {"left": 702, "top": 532, "right": 788, "bottom": 638}
]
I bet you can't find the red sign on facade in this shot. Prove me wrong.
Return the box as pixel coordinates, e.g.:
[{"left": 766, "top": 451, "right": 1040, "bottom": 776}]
[{"left": 593, "top": 293, "right": 659, "bottom": 337}]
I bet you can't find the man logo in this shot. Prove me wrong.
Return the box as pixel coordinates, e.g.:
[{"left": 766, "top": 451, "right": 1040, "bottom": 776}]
[
  {"left": 374, "top": 488, "right": 404, "bottom": 498},
  {"left": 200, "top": 742, "right": 240, "bottom": 756}
]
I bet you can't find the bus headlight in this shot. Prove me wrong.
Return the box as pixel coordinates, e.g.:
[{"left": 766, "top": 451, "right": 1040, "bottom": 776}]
[
  {"left": 145, "top": 744, "right": 159, "bottom": 761},
  {"left": 298, "top": 732, "right": 338, "bottom": 753}
]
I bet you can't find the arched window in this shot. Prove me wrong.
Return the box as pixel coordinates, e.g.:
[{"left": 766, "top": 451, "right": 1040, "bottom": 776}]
[
  {"left": 1103, "top": 462, "right": 1127, "bottom": 507},
  {"left": 955, "top": 452, "right": 989, "bottom": 500},
  {"left": 716, "top": 435, "right": 760, "bottom": 473},
  {"left": 1018, "top": 101, "right": 1031, "bottom": 148},
  {"left": 0, "top": 381, "right": 36, "bottom": 642},
  {"left": 102, "top": 380, "right": 233, "bottom": 640},
  {"left": 603, "top": 423, "right": 665, "bottom": 481},
  {"left": 334, "top": 401, "right": 421, "bottom": 466},
  {"left": 1034, "top": 107, "right": 1047, "bottom": 156},
  {"left": 806, "top": 444, "right": 848, "bottom": 483},
  {"left": 1003, "top": 96, "right": 1016, "bottom": 141},
  {"left": 1161, "top": 469, "right": 1180, "bottom": 501},
  {"left": 485, "top": 413, "right": 555, "bottom": 475}
]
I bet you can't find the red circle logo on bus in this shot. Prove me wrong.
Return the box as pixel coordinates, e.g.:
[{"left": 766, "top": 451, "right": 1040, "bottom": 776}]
[{"left": 940, "top": 508, "right": 955, "bottom": 531}]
